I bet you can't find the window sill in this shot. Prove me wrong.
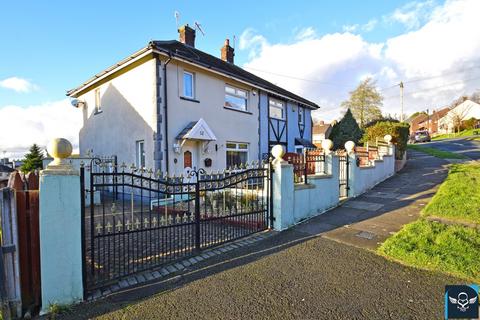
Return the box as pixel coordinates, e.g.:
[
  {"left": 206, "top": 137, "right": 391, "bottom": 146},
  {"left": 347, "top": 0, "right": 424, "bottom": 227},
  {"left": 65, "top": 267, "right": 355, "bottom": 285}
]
[
  {"left": 180, "top": 96, "right": 200, "bottom": 103},
  {"left": 223, "top": 106, "right": 252, "bottom": 115}
]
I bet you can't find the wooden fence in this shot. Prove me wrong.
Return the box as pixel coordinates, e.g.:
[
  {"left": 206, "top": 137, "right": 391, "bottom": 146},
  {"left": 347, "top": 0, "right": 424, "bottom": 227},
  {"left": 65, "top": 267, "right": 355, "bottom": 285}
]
[{"left": 0, "top": 172, "right": 40, "bottom": 319}]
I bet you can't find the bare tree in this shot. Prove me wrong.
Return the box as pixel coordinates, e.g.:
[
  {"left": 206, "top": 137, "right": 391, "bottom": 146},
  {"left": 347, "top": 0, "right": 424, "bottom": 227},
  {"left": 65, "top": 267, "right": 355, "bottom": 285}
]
[{"left": 448, "top": 104, "right": 472, "bottom": 134}]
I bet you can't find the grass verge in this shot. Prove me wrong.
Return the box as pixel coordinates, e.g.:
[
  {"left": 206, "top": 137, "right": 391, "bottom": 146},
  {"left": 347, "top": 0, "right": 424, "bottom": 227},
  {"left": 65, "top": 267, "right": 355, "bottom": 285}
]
[
  {"left": 432, "top": 129, "right": 478, "bottom": 140},
  {"left": 407, "top": 144, "right": 467, "bottom": 159},
  {"left": 378, "top": 220, "right": 480, "bottom": 282},
  {"left": 423, "top": 162, "right": 480, "bottom": 224}
]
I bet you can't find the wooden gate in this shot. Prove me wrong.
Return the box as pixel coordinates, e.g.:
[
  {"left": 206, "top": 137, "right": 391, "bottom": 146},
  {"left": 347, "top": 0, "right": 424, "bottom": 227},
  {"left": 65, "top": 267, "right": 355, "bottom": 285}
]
[{"left": 0, "top": 172, "right": 41, "bottom": 319}]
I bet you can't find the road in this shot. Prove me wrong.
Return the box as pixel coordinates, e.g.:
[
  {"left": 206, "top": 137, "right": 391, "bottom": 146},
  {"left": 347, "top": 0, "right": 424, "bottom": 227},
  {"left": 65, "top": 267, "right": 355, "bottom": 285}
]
[{"left": 422, "top": 136, "right": 480, "bottom": 160}]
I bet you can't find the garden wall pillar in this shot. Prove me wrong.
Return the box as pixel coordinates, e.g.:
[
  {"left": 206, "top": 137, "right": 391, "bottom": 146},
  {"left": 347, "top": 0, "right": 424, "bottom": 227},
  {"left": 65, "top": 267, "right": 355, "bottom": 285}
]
[
  {"left": 39, "top": 139, "right": 83, "bottom": 314},
  {"left": 271, "top": 145, "right": 295, "bottom": 231}
]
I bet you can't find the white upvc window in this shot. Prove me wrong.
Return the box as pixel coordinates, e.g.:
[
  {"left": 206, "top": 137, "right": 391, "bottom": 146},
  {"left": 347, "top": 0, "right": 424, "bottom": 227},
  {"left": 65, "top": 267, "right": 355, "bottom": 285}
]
[
  {"left": 226, "top": 142, "right": 249, "bottom": 168},
  {"left": 136, "top": 140, "right": 145, "bottom": 168},
  {"left": 94, "top": 88, "right": 102, "bottom": 113},
  {"left": 298, "top": 107, "right": 305, "bottom": 124},
  {"left": 269, "top": 98, "right": 285, "bottom": 120},
  {"left": 224, "top": 85, "right": 248, "bottom": 111},
  {"left": 183, "top": 71, "right": 195, "bottom": 99}
]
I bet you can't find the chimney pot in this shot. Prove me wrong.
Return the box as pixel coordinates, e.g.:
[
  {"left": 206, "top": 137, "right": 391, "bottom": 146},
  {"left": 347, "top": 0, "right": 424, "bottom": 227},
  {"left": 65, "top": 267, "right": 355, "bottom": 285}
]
[{"left": 221, "top": 38, "right": 235, "bottom": 64}]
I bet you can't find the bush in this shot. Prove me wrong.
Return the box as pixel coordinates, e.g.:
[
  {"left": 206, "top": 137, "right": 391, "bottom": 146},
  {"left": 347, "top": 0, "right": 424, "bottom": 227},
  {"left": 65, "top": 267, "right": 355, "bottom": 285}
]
[
  {"left": 462, "top": 117, "right": 478, "bottom": 130},
  {"left": 361, "top": 121, "right": 410, "bottom": 159},
  {"left": 329, "top": 109, "right": 363, "bottom": 150}
]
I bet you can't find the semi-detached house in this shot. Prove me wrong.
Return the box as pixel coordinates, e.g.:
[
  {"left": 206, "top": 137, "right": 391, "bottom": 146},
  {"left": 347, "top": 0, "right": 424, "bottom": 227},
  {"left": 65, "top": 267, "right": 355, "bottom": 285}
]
[{"left": 67, "top": 25, "right": 319, "bottom": 175}]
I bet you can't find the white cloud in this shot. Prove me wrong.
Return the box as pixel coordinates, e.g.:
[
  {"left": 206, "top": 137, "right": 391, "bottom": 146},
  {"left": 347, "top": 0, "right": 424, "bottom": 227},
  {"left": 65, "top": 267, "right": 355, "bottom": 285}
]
[
  {"left": 0, "top": 99, "right": 81, "bottom": 158},
  {"left": 362, "top": 19, "right": 378, "bottom": 32},
  {"left": 295, "top": 27, "right": 317, "bottom": 40},
  {"left": 342, "top": 24, "right": 358, "bottom": 33},
  {"left": 384, "top": 0, "right": 436, "bottom": 30},
  {"left": 0, "top": 77, "right": 38, "bottom": 93},
  {"left": 240, "top": 0, "right": 480, "bottom": 122}
]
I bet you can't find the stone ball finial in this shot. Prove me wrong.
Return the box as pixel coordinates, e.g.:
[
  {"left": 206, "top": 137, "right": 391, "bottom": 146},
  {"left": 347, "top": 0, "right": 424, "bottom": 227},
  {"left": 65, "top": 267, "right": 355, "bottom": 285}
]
[
  {"left": 384, "top": 134, "right": 393, "bottom": 144},
  {"left": 271, "top": 144, "right": 285, "bottom": 161},
  {"left": 345, "top": 141, "right": 355, "bottom": 154},
  {"left": 47, "top": 138, "right": 73, "bottom": 166},
  {"left": 322, "top": 139, "right": 333, "bottom": 154}
]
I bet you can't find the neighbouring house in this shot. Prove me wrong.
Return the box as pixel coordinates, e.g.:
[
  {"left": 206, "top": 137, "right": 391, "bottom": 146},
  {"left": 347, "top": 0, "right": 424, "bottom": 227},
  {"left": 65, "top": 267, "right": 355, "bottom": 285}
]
[
  {"left": 417, "top": 107, "right": 450, "bottom": 135},
  {"left": 312, "top": 121, "right": 332, "bottom": 147},
  {"left": 0, "top": 164, "right": 14, "bottom": 188},
  {"left": 438, "top": 100, "right": 480, "bottom": 134},
  {"left": 67, "top": 25, "right": 318, "bottom": 174},
  {"left": 407, "top": 113, "right": 428, "bottom": 134}
]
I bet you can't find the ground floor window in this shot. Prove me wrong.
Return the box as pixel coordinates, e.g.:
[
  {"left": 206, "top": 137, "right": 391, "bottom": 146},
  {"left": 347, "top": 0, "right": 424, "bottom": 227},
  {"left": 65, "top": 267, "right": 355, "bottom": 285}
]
[
  {"left": 136, "top": 140, "right": 145, "bottom": 168},
  {"left": 226, "top": 142, "right": 248, "bottom": 168},
  {"left": 295, "top": 146, "right": 304, "bottom": 154}
]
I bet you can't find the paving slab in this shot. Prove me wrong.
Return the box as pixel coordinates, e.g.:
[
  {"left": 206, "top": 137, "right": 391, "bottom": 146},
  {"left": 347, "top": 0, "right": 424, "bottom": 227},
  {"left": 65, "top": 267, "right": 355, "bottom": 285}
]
[{"left": 342, "top": 200, "right": 384, "bottom": 211}]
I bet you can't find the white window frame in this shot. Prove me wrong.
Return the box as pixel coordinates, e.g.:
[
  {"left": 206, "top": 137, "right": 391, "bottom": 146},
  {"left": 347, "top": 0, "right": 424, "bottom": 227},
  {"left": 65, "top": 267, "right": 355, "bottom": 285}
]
[
  {"left": 226, "top": 142, "right": 249, "bottom": 168},
  {"left": 298, "top": 107, "right": 305, "bottom": 125},
  {"left": 94, "top": 88, "right": 102, "bottom": 113},
  {"left": 269, "top": 98, "right": 285, "bottom": 120},
  {"left": 224, "top": 85, "right": 248, "bottom": 111},
  {"left": 183, "top": 71, "right": 195, "bottom": 99},
  {"left": 136, "top": 140, "right": 145, "bottom": 169}
]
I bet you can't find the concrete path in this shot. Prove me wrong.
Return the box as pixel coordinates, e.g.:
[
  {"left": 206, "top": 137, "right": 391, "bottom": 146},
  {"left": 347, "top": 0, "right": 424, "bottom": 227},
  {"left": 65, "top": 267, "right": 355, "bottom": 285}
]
[
  {"left": 58, "top": 150, "right": 459, "bottom": 319},
  {"left": 296, "top": 149, "right": 450, "bottom": 250}
]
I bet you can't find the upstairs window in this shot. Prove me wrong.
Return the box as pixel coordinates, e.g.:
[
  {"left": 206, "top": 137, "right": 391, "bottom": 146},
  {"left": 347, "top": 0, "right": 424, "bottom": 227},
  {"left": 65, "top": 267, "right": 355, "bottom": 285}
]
[
  {"left": 183, "top": 71, "right": 195, "bottom": 99},
  {"left": 269, "top": 98, "right": 285, "bottom": 120},
  {"left": 94, "top": 88, "right": 102, "bottom": 113},
  {"left": 224, "top": 85, "right": 248, "bottom": 111},
  {"left": 298, "top": 107, "right": 304, "bottom": 124}
]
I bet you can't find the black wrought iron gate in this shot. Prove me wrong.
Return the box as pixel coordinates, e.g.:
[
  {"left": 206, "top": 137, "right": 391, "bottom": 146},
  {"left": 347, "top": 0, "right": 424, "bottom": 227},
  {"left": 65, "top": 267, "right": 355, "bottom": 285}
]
[
  {"left": 80, "top": 160, "right": 271, "bottom": 292},
  {"left": 339, "top": 154, "right": 350, "bottom": 198}
]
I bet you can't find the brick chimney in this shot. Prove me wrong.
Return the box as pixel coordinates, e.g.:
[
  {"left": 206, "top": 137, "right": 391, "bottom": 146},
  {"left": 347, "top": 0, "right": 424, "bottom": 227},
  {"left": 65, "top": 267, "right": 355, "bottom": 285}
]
[
  {"left": 221, "top": 38, "right": 235, "bottom": 64},
  {"left": 178, "top": 24, "right": 196, "bottom": 47}
]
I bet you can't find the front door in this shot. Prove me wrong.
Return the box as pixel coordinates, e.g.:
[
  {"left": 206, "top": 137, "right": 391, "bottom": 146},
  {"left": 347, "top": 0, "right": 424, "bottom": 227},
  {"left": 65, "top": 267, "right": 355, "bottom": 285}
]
[{"left": 182, "top": 141, "right": 198, "bottom": 170}]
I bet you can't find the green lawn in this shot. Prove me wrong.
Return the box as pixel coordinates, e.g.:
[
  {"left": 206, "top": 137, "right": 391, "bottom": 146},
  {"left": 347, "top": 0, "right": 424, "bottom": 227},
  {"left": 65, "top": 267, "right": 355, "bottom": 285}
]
[
  {"left": 432, "top": 129, "right": 478, "bottom": 140},
  {"left": 378, "top": 220, "right": 480, "bottom": 282},
  {"left": 379, "top": 162, "right": 480, "bottom": 282},
  {"left": 423, "top": 163, "right": 480, "bottom": 224},
  {"left": 407, "top": 144, "right": 468, "bottom": 159}
]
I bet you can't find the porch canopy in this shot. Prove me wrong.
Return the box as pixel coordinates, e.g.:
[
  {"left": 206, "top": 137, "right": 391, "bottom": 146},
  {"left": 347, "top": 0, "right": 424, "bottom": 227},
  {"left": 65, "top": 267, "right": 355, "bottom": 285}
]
[
  {"left": 294, "top": 137, "right": 316, "bottom": 149},
  {"left": 176, "top": 118, "right": 217, "bottom": 146}
]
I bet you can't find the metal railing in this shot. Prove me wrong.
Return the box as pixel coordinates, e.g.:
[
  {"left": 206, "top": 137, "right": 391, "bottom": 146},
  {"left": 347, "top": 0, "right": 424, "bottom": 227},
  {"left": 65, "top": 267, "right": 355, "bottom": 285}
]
[{"left": 285, "top": 148, "right": 327, "bottom": 184}]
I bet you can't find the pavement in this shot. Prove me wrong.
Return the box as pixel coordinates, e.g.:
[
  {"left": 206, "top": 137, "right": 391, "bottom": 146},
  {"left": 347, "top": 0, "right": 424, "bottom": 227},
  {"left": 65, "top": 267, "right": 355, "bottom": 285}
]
[
  {"left": 58, "top": 150, "right": 458, "bottom": 320},
  {"left": 422, "top": 136, "right": 480, "bottom": 160}
]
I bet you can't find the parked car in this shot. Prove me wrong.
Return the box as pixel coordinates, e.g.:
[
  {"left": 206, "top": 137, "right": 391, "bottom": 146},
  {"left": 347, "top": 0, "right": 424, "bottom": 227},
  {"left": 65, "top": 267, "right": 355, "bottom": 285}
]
[{"left": 410, "top": 130, "right": 431, "bottom": 143}]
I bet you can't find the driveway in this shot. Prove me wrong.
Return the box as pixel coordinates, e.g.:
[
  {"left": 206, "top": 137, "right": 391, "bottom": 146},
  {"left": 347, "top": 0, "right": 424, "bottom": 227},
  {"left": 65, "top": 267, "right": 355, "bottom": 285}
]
[
  {"left": 422, "top": 136, "right": 480, "bottom": 159},
  {"left": 59, "top": 150, "right": 458, "bottom": 320}
]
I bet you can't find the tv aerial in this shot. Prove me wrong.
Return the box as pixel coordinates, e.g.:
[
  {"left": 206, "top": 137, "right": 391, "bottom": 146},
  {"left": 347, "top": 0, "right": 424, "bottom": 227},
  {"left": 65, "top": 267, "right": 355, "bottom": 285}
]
[
  {"left": 194, "top": 21, "right": 205, "bottom": 36},
  {"left": 174, "top": 11, "right": 180, "bottom": 28}
]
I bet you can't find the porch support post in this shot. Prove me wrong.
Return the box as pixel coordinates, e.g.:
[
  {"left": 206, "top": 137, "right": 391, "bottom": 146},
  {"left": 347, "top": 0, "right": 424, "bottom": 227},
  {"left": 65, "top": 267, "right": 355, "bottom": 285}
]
[
  {"left": 39, "top": 138, "right": 83, "bottom": 314},
  {"left": 271, "top": 145, "right": 294, "bottom": 231}
]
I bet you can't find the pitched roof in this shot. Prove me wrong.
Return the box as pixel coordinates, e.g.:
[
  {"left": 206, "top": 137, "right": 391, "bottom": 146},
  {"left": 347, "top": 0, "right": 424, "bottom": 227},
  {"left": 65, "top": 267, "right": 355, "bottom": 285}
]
[
  {"left": 151, "top": 41, "right": 318, "bottom": 109},
  {"left": 312, "top": 123, "right": 331, "bottom": 135},
  {"left": 0, "top": 164, "right": 14, "bottom": 173},
  {"left": 67, "top": 40, "right": 319, "bottom": 109}
]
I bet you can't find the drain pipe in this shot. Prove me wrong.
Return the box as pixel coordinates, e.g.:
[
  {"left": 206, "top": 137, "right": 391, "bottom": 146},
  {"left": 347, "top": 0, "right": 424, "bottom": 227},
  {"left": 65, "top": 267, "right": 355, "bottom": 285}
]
[{"left": 163, "top": 53, "right": 172, "bottom": 173}]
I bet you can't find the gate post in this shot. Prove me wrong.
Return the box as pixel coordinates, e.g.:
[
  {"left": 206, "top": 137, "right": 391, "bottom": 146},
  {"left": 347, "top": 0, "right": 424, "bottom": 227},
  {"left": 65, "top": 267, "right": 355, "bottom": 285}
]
[
  {"left": 39, "top": 139, "right": 83, "bottom": 314},
  {"left": 270, "top": 145, "right": 294, "bottom": 231}
]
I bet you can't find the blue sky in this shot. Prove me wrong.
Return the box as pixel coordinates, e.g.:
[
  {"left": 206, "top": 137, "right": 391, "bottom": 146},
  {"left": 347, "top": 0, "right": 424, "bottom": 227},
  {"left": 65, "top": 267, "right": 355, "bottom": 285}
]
[
  {"left": 1, "top": 0, "right": 479, "bottom": 157},
  {"left": 0, "top": 0, "right": 408, "bottom": 106}
]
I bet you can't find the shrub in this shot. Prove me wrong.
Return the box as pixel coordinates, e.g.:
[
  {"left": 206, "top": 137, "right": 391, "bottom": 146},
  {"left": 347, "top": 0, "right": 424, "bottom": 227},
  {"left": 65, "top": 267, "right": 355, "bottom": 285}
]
[
  {"left": 462, "top": 117, "right": 478, "bottom": 130},
  {"left": 329, "top": 109, "right": 363, "bottom": 150},
  {"left": 361, "top": 121, "right": 410, "bottom": 159}
]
